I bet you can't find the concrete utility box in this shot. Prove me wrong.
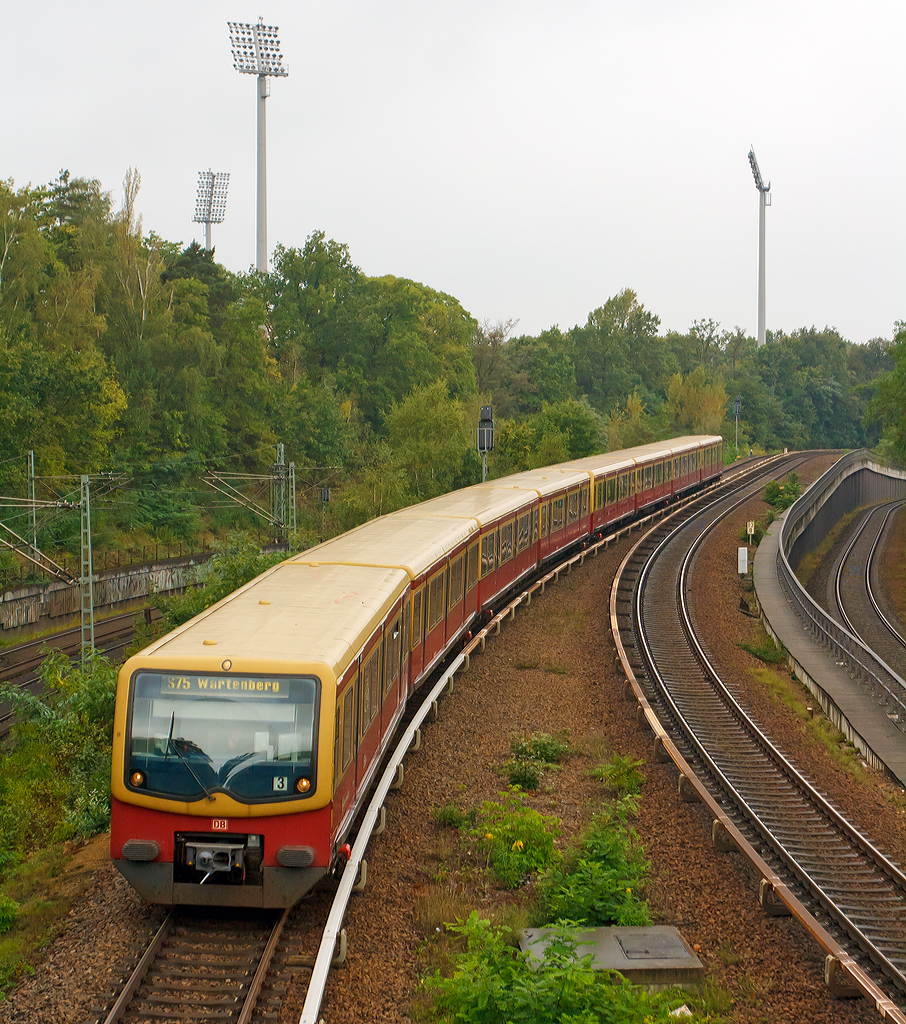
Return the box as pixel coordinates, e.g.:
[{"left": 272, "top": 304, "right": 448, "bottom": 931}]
[{"left": 520, "top": 925, "right": 705, "bottom": 992}]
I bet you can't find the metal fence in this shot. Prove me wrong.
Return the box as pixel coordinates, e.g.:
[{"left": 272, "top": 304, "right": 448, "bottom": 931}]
[{"left": 777, "top": 449, "right": 906, "bottom": 728}]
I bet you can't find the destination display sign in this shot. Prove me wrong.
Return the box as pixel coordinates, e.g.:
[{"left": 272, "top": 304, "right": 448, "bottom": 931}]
[{"left": 156, "top": 673, "right": 290, "bottom": 698}]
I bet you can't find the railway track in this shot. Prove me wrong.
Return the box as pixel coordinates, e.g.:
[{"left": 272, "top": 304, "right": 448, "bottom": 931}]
[
  {"left": 834, "top": 499, "right": 906, "bottom": 679},
  {"left": 0, "top": 608, "right": 157, "bottom": 734},
  {"left": 612, "top": 454, "right": 906, "bottom": 1019}
]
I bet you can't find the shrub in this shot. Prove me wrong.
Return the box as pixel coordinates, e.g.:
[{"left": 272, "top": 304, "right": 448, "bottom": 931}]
[
  {"left": 502, "top": 731, "right": 571, "bottom": 790},
  {"left": 503, "top": 756, "right": 545, "bottom": 790},
  {"left": 470, "top": 789, "right": 561, "bottom": 888},
  {"left": 763, "top": 473, "right": 802, "bottom": 511},
  {"left": 534, "top": 799, "right": 651, "bottom": 927},
  {"left": 0, "top": 649, "right": 117, "bottom": 858},
  {"left": 423, "top": 913, "right": 688, "bottom": 1023},
  {"left": 0, "top": 895, "right": 19, "bottom": 935},
  {"left": 509, "top": 730, "right": 571, "bottom": 763}
]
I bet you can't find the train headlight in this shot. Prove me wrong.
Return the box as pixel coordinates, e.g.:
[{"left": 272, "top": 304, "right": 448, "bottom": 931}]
[
  {"left": 295, "top": 777, "right": 311, "bottom": 793},
  {"left": 130, "top": 770, "right": 146, "bottom": 788}
]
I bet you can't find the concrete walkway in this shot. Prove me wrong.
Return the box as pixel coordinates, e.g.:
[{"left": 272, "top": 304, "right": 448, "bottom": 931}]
[{"left": 754, "top": 515, "right": 906, "bottom": 788}]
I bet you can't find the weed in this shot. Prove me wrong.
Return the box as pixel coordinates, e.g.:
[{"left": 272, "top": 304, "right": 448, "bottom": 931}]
[
  {"left": 590, "top": 753, "right": 647, "bottom": 797},
  {"left": 422, "top": 914, "right": 695, "bottom": 1023},
  {"left": 503, "top": 756, "right": 545, "bottom": 790},
  {"left": 469, "top": 788, "right": 561, "bottom": 888},
  {"left": 738, "top": 635, "right": 786, "bottom": 664},
  {"left": 510, "top": 730, "right": 571, "bottom": 763},
  {"left": 433, "top": 804, "right": 474, "bottom": 830},
  {"left": 715, "top": 938, "right": 740, "bottom": 965},
  {"left": 533, "top": 798, "right": 651, "bottom": 927}
]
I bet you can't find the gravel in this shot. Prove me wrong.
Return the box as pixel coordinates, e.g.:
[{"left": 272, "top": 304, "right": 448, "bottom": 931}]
[{"left": 2, "top": 451, "right": 900, "bottom": 1024}]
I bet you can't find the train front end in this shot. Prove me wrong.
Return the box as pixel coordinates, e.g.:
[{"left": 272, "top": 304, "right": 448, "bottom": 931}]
[{"left": 111, "top": 654, "right": 336, "bottom": 908}]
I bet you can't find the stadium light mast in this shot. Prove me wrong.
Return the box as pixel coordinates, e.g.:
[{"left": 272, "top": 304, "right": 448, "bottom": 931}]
[
  {"left": 228, "top": 18, "right": 288, "bottom": 273},
  {"left": 193, "top": 170, "right": 230, "bottom": 252},
  {"left": 747, "top": 146, "right": 771, "bottom": 348}
]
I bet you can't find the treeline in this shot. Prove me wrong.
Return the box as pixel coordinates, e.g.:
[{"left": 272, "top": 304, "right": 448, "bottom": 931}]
[{"left": 0, "top": 169, "right": 897, "bottom": 555}]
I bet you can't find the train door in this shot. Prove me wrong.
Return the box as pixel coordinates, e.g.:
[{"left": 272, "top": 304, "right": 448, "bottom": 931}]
[
  {"left": 446, "top": 549, "right": 466, "bottom": 640},
  {"left": 464, "top": 540, "right": 479, "bottom": 624},
  {"left": 382, "top": 606, "right": 403, "bottom": 726},
  {"left": 423, "top": 563, "right": 447, "bottom": 668},
  {"left": 356, "top": 637, "right": 383, "bottom": 787},
  {"left": 332, "top": 663, "right": 359, "bottom": 838},
  {"left": 401, "top": 595, "right": 411, "bottom": 695},
  {"left": 409, "top": 582, "right": 425, "bottom": 685},
  {"left": 478, "top": 527, "right": 498, "bottom": 608}
]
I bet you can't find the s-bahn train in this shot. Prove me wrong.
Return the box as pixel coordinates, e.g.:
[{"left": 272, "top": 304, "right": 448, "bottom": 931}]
[{"left": 111, "top": 435, "right": 723, "bottom": 907}]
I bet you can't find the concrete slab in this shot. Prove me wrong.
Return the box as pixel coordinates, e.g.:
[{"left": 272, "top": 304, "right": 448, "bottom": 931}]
[
  {"left": 519, "top": 925, "right": 704, "bottom": 990},
  {"left": 754, "top": 515, "right": 906, "bottom": 787}
]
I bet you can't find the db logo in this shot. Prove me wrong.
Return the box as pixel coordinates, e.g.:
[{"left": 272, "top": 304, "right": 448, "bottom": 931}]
[{"left": 212, "top": 819, "right": 228, "bottom": 830}]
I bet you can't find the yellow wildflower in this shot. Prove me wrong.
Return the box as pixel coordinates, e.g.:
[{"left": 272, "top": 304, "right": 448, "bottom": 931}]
[
  {"left": 485, "top": 833, "right": 493, "bottom": 840},
  {"left": 512, "top": 839, "right": 524, "bottom": 852}
]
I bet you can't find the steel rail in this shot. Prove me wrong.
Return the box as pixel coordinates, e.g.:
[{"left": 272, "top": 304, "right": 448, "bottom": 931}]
[
  {"left": 834, "top": 500, "right": 906, "bottom": 661},
  {"left": 611, "top": 458, "right": 906, "bottom": 1019}
]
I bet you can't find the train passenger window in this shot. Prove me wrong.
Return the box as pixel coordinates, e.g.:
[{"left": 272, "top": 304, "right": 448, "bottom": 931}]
[
  {"left": 646, "top": 466, "right": 653, "bottom": 490},
  {"left": 499, "top": 521, "right": 514, "bottom": 564},
  {"left": 411, "top": 588, "right": 423, "bottom": 648},
  {"left": 655, "top": 463, "right": 662, "bottom": 486},
  {"left": 428, "top": 569, "right": 445, "bottom": 630},
  {"left": 480, "top": 532, "right": 496, "bottom": 577},
  {"left": 629, "top": 473, "right": 635, "bottom": 498},
  {"left": 449, "top": 555, "right": 464, "bottom": 610},
  {"left": 682, "top": 455, "right": 688, "bottom": 475},
  {"left": 466, "top": 541, "right": 479, "bottom": 592},
  {"left": 532, "top": 507, "right": 539, "bottom": 544},
  {"left": 540, "top": 504, "right": 548, "bottom": 538},
  {"left": 665, "top": 460, "right": 672, "bottom": 482},
  {"left": 567, "top": 490, "right": 579, "bottom": 524},
  {"left": 606, "top": 477, "right": 616, "bottom": 504},
  {"left": 581, "top": 486, "right": 589, "bottom": 516},
  {"left": 517, "top": 514, "right": 530, "bottom": 553},
  {"left": 401, "top": 598, "right": 410, "bottom": 660},
  {"left": 341, "top": 684, "right": 355, "bottom": 772},
  {"left": 551, "top": 497, "right": 565, "bottom": 531}
]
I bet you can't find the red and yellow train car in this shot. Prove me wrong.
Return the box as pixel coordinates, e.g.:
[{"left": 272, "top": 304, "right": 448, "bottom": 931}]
[{"left": 111, "top": 435, "right": 722, "bottom": 906}]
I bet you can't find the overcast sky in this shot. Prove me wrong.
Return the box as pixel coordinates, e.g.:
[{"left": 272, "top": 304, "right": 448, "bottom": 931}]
[{"left": 4, "top": 1, "right": 903, "bottom": 344}]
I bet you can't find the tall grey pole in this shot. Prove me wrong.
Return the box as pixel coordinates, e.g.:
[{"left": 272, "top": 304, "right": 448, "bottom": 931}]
[
  {"left": 27, "top": 450, "right": 37, "bottom": 551},
  {"left": 80, "top": 475, "right": 95, "bottom": 667},
  {"left": 257, "top": 73, "right": 268, "bottom": 272},
  {"left": 748, "top": 147, "right": 771, "bottom": 348},
  {"left": 756, "top": 188, "right": 767, "bottom": 349}
]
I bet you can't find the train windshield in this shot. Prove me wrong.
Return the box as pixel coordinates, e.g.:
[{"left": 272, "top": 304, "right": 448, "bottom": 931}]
[{"left": 127, "top": 671, "right": 319, "bottom": 801}]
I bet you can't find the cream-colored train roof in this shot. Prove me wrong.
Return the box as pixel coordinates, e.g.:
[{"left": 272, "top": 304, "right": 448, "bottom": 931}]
[
  {"left": 288, "top": 513, "right": 476, "bottom": 580},
  {"left": 556, "top": 435, "right": 722, "bottom": 475},
  {"left": 138, "top": 562, "right": 408, "bottom": 679},
  {"left": 393, "top": 484, "right": 536, "bottom": 524},
  {"left": 478, "top": 466, "right": 594, "bottom": 499}
]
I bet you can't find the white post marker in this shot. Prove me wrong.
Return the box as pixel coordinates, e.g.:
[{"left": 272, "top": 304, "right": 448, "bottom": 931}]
[{"left": 738, "top": 547, "right": 748, "bottom": 575}]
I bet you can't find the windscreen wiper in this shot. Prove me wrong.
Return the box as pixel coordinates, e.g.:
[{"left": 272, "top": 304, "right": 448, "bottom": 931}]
[{"left": 165, "top": 712, "right": 216, "bottom": 802}]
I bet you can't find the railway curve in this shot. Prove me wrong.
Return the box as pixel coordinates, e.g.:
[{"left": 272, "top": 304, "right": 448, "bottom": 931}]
[{"left": 613, "top": 455, "right": 906, "bottom": 1019}]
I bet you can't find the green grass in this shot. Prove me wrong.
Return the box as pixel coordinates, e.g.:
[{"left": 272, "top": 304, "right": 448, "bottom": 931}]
[{"left": 750, "top": 666, "right": 867, "bottom": 778}]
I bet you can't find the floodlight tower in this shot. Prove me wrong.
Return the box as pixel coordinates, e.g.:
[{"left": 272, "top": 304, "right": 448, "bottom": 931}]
[
  {"left": 227, "top": 18, "right": 288, "bottom": 273},
  {"left": 193, "top": 170, "right": 230, "bottom": 251},
  {"left": 747, "top": 146, "right": 771, "bottom": 348}
]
